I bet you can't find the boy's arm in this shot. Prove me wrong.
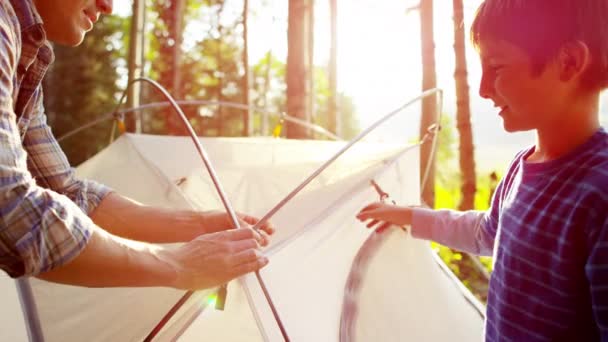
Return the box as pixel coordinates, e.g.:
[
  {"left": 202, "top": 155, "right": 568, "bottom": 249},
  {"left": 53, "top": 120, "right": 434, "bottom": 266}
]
[
  {"left": 586, "top": 216, "right": 608, "bottom": 337},
  {"left": 411, "top": 208, "right": 495, "bottom": 256}
]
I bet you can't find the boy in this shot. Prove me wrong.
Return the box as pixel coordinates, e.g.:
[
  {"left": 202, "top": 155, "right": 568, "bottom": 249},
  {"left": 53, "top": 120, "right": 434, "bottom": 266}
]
[
  {"left": 0, "top": 0, "right": 272, "bottom": 290},
  {"left": 357, "top": 0, "right": 608, "bottom": 340}
]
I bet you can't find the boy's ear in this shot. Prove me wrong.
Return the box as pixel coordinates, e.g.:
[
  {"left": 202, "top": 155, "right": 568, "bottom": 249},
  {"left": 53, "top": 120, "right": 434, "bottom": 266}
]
[{"left": 558, "top": 41, "right": 591, "bottom": 82}]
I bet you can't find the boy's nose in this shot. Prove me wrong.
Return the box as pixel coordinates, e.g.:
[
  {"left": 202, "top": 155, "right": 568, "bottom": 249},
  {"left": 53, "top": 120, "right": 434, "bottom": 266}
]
[
  {"left": 478, "top": 73, "right": 493, "bottom": 99},
  {"left": 97, "top": 0, "right": 113, "bottom": 14}
]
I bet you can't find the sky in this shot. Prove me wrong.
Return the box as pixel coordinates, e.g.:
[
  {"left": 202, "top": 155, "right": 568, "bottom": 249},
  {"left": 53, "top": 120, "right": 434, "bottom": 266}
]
[{"left": 115, "top": 0, "right": 608, "bottom": 172}]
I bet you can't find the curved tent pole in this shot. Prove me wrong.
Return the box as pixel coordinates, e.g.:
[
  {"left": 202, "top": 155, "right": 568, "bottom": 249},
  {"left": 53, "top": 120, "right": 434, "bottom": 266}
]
[
  {"left": 250, "top": 88, "right": 443, "bottom": 232},
  {"left": 113, "top": 78, "right": 290, "bottom": 342},
  {"left": 144, "top": 87, "right": 442, "bottom": 341},
  {"left": 56, "top": 100, "right": 340, "bottom": 143},
  {"left": 56, "top": 83, "right": 441, "bottom": 340}
]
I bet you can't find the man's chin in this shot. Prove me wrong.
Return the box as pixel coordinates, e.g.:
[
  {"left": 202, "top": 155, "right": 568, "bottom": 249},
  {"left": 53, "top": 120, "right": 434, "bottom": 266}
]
[{"left": 48, "top": 31, "right": 86, "bottom": 47}]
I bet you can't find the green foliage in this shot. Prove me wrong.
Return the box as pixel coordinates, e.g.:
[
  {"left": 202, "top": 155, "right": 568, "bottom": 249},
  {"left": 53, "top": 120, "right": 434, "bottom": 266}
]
[
  {"left": 309, "top": 67, "right": 360, "bottom": 140},
  {"left": 45, "top": 0, "right": 359, "bottom": 161},
  {"left": 249, "top": 53, "right": 360, "bottom": 139},
  {"left": 432, "top": 112, "right": 496, "bottom": 303},
  {"left": 142, "top": 0, "right": 359, "bottom": 140}
]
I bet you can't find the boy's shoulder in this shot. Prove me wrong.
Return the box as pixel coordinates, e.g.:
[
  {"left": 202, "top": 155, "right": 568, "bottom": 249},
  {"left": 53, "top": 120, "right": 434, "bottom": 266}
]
[
  {"left": 583, "top": 128, "right": 608, "bottom": 169},
  {"left": 576, "top": 128, "right": 608, "bottom": 196}
]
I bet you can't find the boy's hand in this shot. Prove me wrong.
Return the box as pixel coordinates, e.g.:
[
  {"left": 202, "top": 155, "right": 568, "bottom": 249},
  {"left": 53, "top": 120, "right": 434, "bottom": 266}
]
[{"left": 356, "top": 202, "right": 413, "bottom": 233}]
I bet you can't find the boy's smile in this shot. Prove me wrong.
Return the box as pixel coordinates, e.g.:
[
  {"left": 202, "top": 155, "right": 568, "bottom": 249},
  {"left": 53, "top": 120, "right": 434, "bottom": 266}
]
[{"left": 477, "top": 38, "right": 570, "bottom": 133}]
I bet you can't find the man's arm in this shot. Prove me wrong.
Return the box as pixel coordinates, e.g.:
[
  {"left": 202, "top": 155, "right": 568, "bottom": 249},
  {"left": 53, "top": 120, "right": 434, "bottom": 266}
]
[
  {"left": 89, "top": 192, "right": 273, "bottom": 244},
  {"left": 36, "top": 225, "right": 268, "bottom": 290},
  {"left": 0, "top": 9, "right": 95, "bottom": 277},
  {"left": 22, "top": 84, "right": 272, "bottom": 246}
]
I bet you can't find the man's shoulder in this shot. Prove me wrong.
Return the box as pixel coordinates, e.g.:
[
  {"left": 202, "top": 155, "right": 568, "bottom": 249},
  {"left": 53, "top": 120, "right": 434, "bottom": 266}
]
[
  {"left": 0, "top": 0, "right": 19, "bottom": 37},
  {"left": 0, "top": 0, "right": 16, "bottom": 21}
]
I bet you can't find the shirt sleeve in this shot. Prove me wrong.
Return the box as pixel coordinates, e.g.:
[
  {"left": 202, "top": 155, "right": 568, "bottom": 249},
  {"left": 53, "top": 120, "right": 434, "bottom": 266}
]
[
  {"left": 409, "top": 167, "right": 509, "bottom": 257},
  {"left": 586, "top": 215, "right": 608, "bottom": 337},
  {"left": 0, "top": 8, "right": 99, "bottom": 278},
  {"left": 23, "top": 91, "right": 113, "bottom": 215},
  {"left": 411, "top": 208, "right": 495, "bottom": 256}
]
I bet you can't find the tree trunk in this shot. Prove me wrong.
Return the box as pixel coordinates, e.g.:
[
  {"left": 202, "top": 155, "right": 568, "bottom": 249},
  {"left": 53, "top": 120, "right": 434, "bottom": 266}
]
[
  {"left": 420, "top": 0, "right": 438, "bottom": 207},
  {"left": 286, "top": 0, "right": 309, "bottom": 139},
  {"left": 126, "top": 0, "right": 145, "bottom": 133},
  {"left": 328, "top": 0, "right": 338, "bottom": 136},
  {"left": 172, "top": 0, "right": 184, "bottom": 99},
  {"left": 453, "top": 0, "right": 476, "bottom": 210},
  {"left": 307, "top": 0, "right": 314, "bottom": 137},
  {"left": 242, "top": 0, "right": 251, "bottom": 136},
  {"left": 261, "top": 50, "right": 272, "bottom": 135},
  {"left": 216, "top": 2, "right": 226, "bottom": 136},
  {"left": 154, "top": 0, "right": 186, "bottom": 135}
]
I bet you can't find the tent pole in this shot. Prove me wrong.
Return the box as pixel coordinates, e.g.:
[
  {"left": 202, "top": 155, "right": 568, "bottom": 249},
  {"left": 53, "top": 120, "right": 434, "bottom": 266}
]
[
  {"left": 16, "top": 278, "right": 45, "bottom": 342},
  {"left": 125, "top": 78, "right": 290, "bottom": 342},
  {"left": 250, "top": 88, "right": 443, "bottom": 231}
]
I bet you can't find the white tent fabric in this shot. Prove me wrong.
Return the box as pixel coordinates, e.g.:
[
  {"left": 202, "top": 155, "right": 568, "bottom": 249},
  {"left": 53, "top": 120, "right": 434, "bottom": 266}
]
[
  {"left": 1, "top": 134, "right": 484, "bottom": 341},
  {"left": 0, "top": 272, "right": 29, "bottom": 341}
]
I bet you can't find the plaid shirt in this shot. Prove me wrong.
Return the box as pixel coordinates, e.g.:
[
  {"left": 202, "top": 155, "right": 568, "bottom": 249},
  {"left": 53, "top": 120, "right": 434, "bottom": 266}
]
[{"left": 0, "top": 0, "right": 111, "bottom": 277}]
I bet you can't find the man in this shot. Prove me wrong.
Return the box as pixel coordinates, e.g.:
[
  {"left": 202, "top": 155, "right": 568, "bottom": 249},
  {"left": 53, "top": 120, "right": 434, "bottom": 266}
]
[{"left": 0, "top": 0, "right": 272, "bottom": 290}]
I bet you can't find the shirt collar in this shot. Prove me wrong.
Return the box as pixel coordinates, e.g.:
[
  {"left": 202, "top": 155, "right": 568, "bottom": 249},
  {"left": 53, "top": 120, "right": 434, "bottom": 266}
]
[
  {"left": 9, "top": 0, "right": 48, "bottom": 52},
  {"left": 9, "top": 0, "right": 43, "bottom": 31}
]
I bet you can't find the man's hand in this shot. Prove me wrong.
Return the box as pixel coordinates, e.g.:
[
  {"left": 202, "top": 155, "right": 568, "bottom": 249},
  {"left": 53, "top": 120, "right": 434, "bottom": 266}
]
[
  {"left": 356, "top": 202, "right": 413, "bottom": 233},
  {"left": 201, "top": 211, "right": 274, "bottom": 246},
  {"left": 165, "top": 228, "right": 269, "bottom": 290}
]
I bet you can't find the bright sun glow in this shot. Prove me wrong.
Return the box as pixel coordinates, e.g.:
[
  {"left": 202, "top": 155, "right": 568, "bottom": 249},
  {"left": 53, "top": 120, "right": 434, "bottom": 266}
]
[{"left": 115, "top": 0, "right": 544, "bottom": 171}]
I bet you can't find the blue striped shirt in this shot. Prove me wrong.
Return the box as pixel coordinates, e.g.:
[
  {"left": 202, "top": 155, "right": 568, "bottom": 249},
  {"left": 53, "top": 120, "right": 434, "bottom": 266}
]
[
  {"left": 0, "top": 0, "right": 111, "bottom": 277},
  {"left": 413, "top": 128, "right": 608, "bottom": 340}
]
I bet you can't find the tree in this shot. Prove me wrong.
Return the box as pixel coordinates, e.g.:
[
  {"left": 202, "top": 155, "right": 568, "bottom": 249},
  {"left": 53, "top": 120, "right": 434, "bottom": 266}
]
[
  {"left": 146, "top": 0, "right": 247, "bottom": 137},
  {"left": 242, "top": 0, "right": 251, "bottom": 136},
  {"left": 453, "top": 0, "right": 476, "bottom": 211},
  {"left": 307, "top": 0, "right": 315, "bottom": 137},
  {"left": 149, "top": 0, "right": 187, "bottom": 135},
  {"left": 286, "top": 0, "right": 309, "bottom": 139},
  {"left": 419, "top": 0, "right": 438, "bottom": 207},
  {"left": 328, "top": 0, "right": 338, "bottom": 136},
  {"left": 126, "top": 0, "right": 146, "bottom": 133},
  {"left": 250, "top": 54, "right": 360, "bottom": 140}
]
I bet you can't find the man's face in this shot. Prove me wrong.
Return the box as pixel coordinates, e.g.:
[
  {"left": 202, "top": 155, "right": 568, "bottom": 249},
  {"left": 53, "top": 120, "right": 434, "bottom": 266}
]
[
  {"left": 478, "top": 39, "right": 568, "bottom": 133},
  {"left": 33, "top": 0, "right": 113, "bottom": 46}
]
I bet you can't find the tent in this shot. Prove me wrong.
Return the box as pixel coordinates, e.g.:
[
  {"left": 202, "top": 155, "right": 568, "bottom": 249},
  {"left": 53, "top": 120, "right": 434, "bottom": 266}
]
[{"left": 1, "top": 134, "right": 484, "bottom": 341}]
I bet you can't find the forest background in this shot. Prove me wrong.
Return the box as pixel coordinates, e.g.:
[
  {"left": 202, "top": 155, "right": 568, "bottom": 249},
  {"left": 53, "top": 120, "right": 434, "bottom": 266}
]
[{"left": 44, "top": 0, "right": 608, "bottom": 301}]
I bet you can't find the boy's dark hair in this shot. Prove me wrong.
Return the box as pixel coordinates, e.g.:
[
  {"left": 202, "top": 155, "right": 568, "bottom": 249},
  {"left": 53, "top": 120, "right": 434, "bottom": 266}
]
[{"left": 471, "top": 0, "right": 608, "bottom": 90}]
